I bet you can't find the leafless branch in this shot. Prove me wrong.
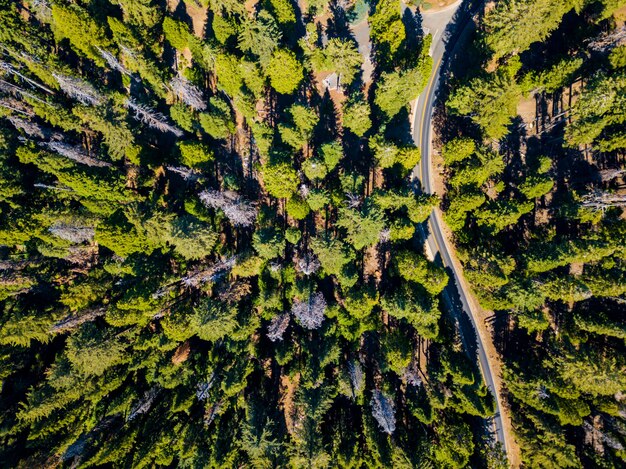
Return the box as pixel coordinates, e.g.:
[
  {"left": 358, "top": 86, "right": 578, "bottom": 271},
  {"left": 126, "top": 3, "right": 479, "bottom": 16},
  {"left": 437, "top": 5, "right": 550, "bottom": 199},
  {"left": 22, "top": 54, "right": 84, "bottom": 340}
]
[
  {"left": 267, "top": 311, "right": 290, "bottom": 342},
  {"left": 49, "top": 222, "right": 95, "bottom": 243},
  {"left": 43, "top": 141, "right": 112, "bottom": 168},
  {"left": 50, "top": 307, "right": 107, "bottom": 333},
  {"left": 52, "top": 73, "right": 103, "bottom": 106},
  {"left": 170, "top": 76, "right": 206, "bottom": 111},
  {"left": 199, "top": 190, "right": 257, "bottom": 227},
  {"left": 128, "top": 387, "right": 160, "bottom": 421},
  {"left": 291, "top": 292, "right": 326, "bottom": 330},
  {"left": 126, "top": 98, "right": 183, "bottom": 136},
  {"left": 96, "top": 47, "right": 131, "bottom": 76},
  {"left": 165, "top": 165, "right": 201, "bottom": 181},
  {"left": 371, "top": 389, "right": 395, "bottom": 434}
]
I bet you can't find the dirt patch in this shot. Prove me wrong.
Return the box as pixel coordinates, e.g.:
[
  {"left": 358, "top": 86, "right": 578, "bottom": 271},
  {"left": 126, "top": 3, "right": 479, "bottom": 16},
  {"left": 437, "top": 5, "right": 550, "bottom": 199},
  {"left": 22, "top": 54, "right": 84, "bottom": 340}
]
[
  {"left": 431, "top": 144, "right": 446, "bottom": 199},
  {"left": 313, "top": 71, "right": 348, "bottom": 112},
  {"left": 245, "top": 0, "right": 259, "bottom": 16},
  {"left": 172, "top": 340, "right": 191, "bottom": 364},
  {"left": 185, "top": 1, "right": 208, "bottom": 38},
  {"left": 279, "top": 373, "right": 301, "bottom": 435},
  {"left": 517, "top": 96, "right": 536, "bottom": 129},
  {"left": 614, "top": 5, "right": 626, "bottom": 25},
  {"left": 363, "top": 244, "right": 382, "bottom": 284}
]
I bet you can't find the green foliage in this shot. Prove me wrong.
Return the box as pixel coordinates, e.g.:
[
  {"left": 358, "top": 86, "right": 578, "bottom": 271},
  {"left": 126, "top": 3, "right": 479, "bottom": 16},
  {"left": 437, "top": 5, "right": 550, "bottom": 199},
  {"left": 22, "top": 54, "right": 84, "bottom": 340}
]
[
  {"left": 519, "top": 174, "right": 553, "bottom": 199},
  {"left": 610, "top": 44, "right": 626, "bottom": 69},
  {"left": 0, "top": 3, "right": 518, "bottom": 467},
  {"left": 483, "top": 0, "right": 582, "bottom": 60},
  {"left": 381, "top": 282, "right": 440, "bottom": 338},
  {"left": 66, "top": 324, "right": 127, "bottom": 376},
  {"left": 266, "top": 49, "right": 304, "bottom": 94},
  {"left": 442, "top": 138, "right": 476, "bottom": 166},
  {"left": 447, "top": 58, "right": 522, "bottom": 140},
  {"left": 310, "top": 237, "right": 354, "bottom": 276},
  {"left": 342, "top": 99, "right": 372, "bottom": 137},
  {"left": 51, "top": 3, "right": 111, "bottom": 65},
  {"left": 267, "top": 0, "right": 296, "bottom": 25},
  {"left": 286, "top": 196, "right": 310, "bottom": 220},
  {"left": 261, "top": 162, "right": 299, "bottom": 199},
  {"left": 336, "top": 201, "right": 385, "bottom": 250},
  {"left": 395, "top": 250, "right": 448, "bottom": 295},
  {"left": 278, "top": 104, "right": 318, "bottom": 149},
  {"left": 565, "top": 71, "right": 626, "bottom": 150},
  {"left": 178, "top": 141, "right": 214, "bottom": 167},
  {"left": 199, "top": 97, "right": 235, "bottom": 139},
  {"left": 474, "top": 199, "right": 534, "bottom": 233},
  {"left": 374, "top": 60, "right": 432, "bottom": 119},
  {"left": 369, "top": 0, "right": 406, "bottom": 57},
  {"left": 448, "top": 149, "right": 505, "bottom": 189},
  {"left": 310, "top": 38, "right": 363, "bottom": 85},
  {"left": 253, "top": 226, "right": 285, "bottom": 259}
]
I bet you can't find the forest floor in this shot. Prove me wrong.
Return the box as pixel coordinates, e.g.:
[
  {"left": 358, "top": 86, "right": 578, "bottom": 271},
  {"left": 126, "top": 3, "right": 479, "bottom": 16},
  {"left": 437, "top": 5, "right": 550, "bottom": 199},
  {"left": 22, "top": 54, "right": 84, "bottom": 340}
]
[
  {"left": 420, "top": 0, "right": 460, "bottom": 12},
  {"left": 350, "top": 19, "right": 374, "bottom": 85}
]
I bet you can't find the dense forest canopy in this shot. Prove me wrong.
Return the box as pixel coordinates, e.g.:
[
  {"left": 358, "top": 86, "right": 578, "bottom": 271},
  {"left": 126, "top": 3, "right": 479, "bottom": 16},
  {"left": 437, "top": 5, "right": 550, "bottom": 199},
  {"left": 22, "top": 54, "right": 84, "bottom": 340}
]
[
  {"left": 1, "top": 0, "right": 625, "bottom": 467},
  {"left": 0, "top": 0, "right": 501, "bottom": 467}
]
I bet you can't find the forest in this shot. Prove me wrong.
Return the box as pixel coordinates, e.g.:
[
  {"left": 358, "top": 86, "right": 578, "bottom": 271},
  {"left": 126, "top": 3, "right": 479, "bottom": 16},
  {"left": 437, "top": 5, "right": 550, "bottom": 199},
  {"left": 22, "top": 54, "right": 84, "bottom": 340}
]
[
  {"left": 440, "top": 0, "right": 626, "bottom": 467},
  {"left": 0, "top": 0, "right": 624, "bottom": 468},
  {"left": 0, "top": 0, "right": 500, "bottom": 468}
]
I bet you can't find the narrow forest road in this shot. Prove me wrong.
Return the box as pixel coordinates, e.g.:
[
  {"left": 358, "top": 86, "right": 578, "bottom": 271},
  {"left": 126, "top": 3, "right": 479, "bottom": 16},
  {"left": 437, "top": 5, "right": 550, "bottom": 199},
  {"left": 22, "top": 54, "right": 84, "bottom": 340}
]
[{"left": 410, "top": 1, "right": 515, "bottom": 464}]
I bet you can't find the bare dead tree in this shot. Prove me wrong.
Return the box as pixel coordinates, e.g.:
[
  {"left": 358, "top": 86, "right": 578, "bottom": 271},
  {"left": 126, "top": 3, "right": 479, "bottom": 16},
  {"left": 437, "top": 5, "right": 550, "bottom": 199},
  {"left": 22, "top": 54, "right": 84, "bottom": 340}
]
[
  {"left": 582, "top": 190, "right": 626, "bottom": 210},
  {"left": 127, "top": 387, "right": 161, "bottom": 421},
  {"left": 588, "top": 25, "right": 626, "bottom": 52},
  {"left": 291, "top": 292, "right": 326, "bottom": 330},
  {"left": 196, "top": 373, "right": 217, "bottom": 401},
  {"left": 199, "top": 190, "right": 258, "bottom": 227},
  {"left": 43, "top": 141, "right": 112, "bottom": 168},
  {"left": 402, "top": 363, "right": 422, "bottom": 388},
  {"left": 345, "top": 192, "right": 362, "bottom": 209},
  {"left": 52, "top": 73, "right": 103, "bottom": 106},
  {"left": 378, "top": 228, "right": 391, "bottom": 243},
  {"left": 96, "top": 47, "right": 131, "bottom": 76},
  {"left": 296, "top": 251, "right": 321, "bottom": 276},
  {"left": 0, "top": 79, "right": 47, "bottom": 104},
  {"left": 49, "top": 222, "right": 95, "bottom": 243},
  {"left": 34, "top": 182, "right": 74, "bottom": 192},
  {"left": 50, "top": 307, "right": 107, "bottom": 333},
  {"left": 0, "top": 97, "right": 34, "bottom": 116},
  {"left": 267, "top": 311, "right": 290, "bottom": 342},
  {"left": 217, "top": 280, "right": 252, "bottom": 303},
  {"left": 371, "top": 390, "right": 396, "bottom": 434},
  {"left": 166, "top": 165, "right": 200, "bottom": 181},
  {"left": 7, "top": 116, "right": 48, "bottom": 139},
  {"left": 347, "top": 360, "right": 364, "bottom": 398},
  {"left": 599, "top": 168, "right": 626, "bottom": 182},
  {"left": 0, "top": 60, "right": 55, "bottom": 94},
  {"left": 170, "top": 76, "right": 206, "bottom": 110},
  {"left": 126, "top": 98, "right": 183, "bottom": 136},
  {"left": 153, "top": 256, "right": 238, "bottom": 300},
  {"left": 204, "top": 401, "right": 222, "bottom": 426}
]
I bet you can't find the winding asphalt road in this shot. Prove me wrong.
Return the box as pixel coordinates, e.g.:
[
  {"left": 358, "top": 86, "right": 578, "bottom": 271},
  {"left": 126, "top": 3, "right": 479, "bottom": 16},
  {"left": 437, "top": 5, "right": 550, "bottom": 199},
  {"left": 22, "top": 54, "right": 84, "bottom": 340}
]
[{"left": 410, "top": 0, "right": 509, "bottom": 457}]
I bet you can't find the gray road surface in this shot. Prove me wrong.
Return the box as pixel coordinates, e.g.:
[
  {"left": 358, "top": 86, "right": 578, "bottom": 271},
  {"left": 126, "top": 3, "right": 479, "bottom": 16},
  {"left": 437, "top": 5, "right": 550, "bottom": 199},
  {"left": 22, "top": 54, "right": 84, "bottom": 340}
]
[{"left": 411, "top": 0, "right": 509, "bottom": 457}]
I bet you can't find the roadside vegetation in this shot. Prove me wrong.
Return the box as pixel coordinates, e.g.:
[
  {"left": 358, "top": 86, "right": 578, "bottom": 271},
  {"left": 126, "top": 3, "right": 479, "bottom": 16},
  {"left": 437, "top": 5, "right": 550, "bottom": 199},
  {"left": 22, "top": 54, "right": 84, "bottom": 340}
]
[{"left": 440, "top": 0, "right": 626, "bottom": 467}]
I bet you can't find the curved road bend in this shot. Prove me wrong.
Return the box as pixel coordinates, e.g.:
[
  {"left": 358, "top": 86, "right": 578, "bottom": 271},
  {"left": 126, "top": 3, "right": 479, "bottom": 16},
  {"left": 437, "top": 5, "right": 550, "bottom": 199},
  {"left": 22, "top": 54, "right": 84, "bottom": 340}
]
[{"left": 410, "top": 0, "right": 509, "bottom": 457}]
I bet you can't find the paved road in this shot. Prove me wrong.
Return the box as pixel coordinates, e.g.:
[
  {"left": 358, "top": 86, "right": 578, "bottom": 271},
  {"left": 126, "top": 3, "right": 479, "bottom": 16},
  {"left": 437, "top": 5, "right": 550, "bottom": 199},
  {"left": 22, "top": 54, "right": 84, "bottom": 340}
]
[{"left": 410, "top": 0, "right": 509, "bottom": 457}]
